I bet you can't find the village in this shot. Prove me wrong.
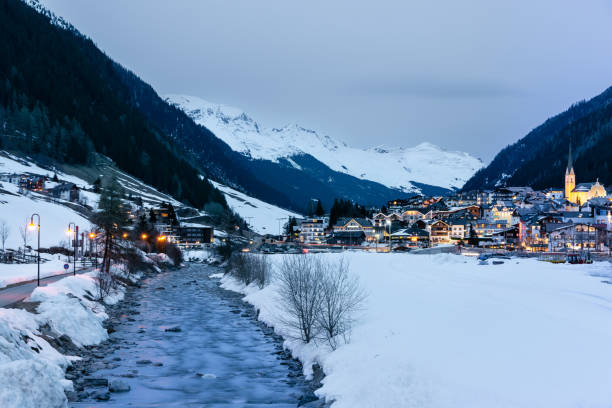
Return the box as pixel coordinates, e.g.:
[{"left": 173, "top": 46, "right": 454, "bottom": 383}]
[
  {"left": 266, "top": 145, "right": 612, "bottom": 261},
  {"left": 1, "top": 144, "right": 611, "bottom": 269}
]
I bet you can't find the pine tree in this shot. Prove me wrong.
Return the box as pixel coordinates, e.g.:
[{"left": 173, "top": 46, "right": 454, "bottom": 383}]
[{"left": 91, "top": 178, "right": 128, "bottom": 273}]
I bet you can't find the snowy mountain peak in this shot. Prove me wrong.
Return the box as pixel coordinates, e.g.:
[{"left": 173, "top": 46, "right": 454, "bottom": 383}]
[{"left": 166, "top": 94, "right": 483, "bottom": 192}]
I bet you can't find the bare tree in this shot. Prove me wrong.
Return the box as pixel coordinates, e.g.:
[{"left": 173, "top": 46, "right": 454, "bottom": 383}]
[
  {"left": 316, "top": 259, "right": 366, "bottom": 349},
  {"left": 0, "top": 220, "right": 9, "bottom": 252},
  {"left": 277, "top": 255, "right": 324, "bottom": 343},
  {"left": 18, "top": 219, "right": 29, "bottom": 261},
  {"left": 228, "top": 253, "right": 270, "bottom": 288}
]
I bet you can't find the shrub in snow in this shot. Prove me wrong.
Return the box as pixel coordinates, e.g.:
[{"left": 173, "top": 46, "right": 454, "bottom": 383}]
[
  {"left": 0, "top": 359, "right": 71, "bottom": 408},
  {"left": 166, "top": 242, "right": 184, "bottom": 266},
  {"left": 228, "top": 253, "right": 270, "bottom": 288},
  {"left": 277, "top": 256, "right": 365, "bottom": 348},
  {"left": 277, "top": 255, "right": 324, "bottom": 343},
  {"left": 316, "top": 259, "right": 366, "bottom": 350}
]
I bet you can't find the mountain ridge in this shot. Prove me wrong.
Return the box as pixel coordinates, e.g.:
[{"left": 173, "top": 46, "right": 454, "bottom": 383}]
[
  {"left": 462, "top": 85, "right": 612, "bottom": 191},
  {"left": 165, "top": 94, "right": 483, "bottom": 193}
]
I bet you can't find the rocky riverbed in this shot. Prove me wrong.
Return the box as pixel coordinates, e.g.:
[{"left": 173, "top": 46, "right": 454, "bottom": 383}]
[{"left": 67, "top": 263, "right": 328, "bottom": 407}]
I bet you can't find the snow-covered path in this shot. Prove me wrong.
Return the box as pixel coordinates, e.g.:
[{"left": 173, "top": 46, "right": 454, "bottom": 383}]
[{"left": 72, "top": 264, "right": 316, "bottom": 407}]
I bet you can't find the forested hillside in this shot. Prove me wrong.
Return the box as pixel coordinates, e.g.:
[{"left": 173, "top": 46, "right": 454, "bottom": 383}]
[
  {"left": 463, "top": 86, "right": 612, "bottom": 190},
  {"left": 0, "top": 0, "right": 225, "bottom": 209}
]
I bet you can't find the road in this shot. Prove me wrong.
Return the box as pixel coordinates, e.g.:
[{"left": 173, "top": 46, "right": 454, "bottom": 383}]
[{"left": 0, "top": 269, "right": 91, "bottom": 308}]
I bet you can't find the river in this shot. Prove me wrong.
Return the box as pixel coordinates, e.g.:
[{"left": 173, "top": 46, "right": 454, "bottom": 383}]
[{"left": 70, "top": 264, "right": 323, "bottom": 407}]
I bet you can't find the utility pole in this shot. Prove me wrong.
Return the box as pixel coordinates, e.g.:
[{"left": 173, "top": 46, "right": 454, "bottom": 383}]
[{"left": 276, "top": 217, "right": 287, "bottom": 240}]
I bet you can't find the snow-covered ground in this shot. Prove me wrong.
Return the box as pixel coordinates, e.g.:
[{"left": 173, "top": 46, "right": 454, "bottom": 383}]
[
  {"left": 210, "top": 180, "right": 301, "bottom": 234},
  {"left": 0, "top": 256, "right": 149, "bottom": 408},
  {"left": 0, "top": 258, "right": 76, "bottom": 289},
  {"left": 0, "top": 182, "right": 91, "bottom": 251},
  {"left": 220, "top": 253, "right": 612, "bottom": 408},
  {"left": 167, "top": 94, "right": 483, "bottom": 192}
]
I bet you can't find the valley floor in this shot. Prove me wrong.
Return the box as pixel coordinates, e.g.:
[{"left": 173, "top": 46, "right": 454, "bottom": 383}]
[{"left": 221, "top": 253, "right": 612, "bottom": 408}]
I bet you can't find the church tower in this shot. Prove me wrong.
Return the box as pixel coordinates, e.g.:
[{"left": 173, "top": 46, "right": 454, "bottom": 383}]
[{"left": 564, "top": 143, "right": 575, "bottom": 201}]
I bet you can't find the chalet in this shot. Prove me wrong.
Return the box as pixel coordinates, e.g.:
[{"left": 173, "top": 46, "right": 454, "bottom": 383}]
[
  {"left": 390, "top": 228, "right": 429, "bottom": 248},
  {"left": 490, "top": 203, "right": 515, "bottom": 224},
  {"left": 334, "top": 218, "right": 375, "bottom": 241},
  {"left": 544, "top": 188, "right": 564, "bottom": 200},
  {"left": 400, "top": 209, "right": 426, "bottom": 224},
  {"left": 561, "top": 211, "right": 594, "bottom": 225},
  {"left": 178, "top": 223, "right": 214, "bottom": 245},
  {"left": 548, "top": 223, "right": 608, "bottom": 252},
  {"left": 19, "top": 174, "right": 45, "bottom": 192},
  {"left": 49, "top": 182, "right": 80, "bottom": 202},
  {"left": 591, "top": 201, "right": 612, "bottom": 230},
  {"left": 448, "top": 219, "right": 471, "bottom": 240},
  {"left": 492, "top": 225, "right": 521, "bottom": 250},
  {"left": 427, "top": 220, "right": 450, "bottom": 245},
  {"left": 327, "top": 230, "right": 366, "bottom": 246},
  {"left": 473, "top": 219, "right": 508, "bottom": 238}
]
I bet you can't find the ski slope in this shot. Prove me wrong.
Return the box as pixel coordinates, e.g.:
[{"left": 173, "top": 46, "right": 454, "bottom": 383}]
[{"left": 210, "top": 181, "right": 300, "bottom": 234}]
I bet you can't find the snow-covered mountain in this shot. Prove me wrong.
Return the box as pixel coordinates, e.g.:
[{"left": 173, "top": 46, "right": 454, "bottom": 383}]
[{"left": 166, "top": 94, "right": 483, "bottom": 193}]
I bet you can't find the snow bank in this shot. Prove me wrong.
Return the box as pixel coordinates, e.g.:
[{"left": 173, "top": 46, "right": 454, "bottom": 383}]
[
  {"left": 0, "top": 262, "right": 147, "bottom": 408},
  {"left": 0, "top": 359, "right": 70, "bottom": 408},
  {"left": 220, "top": 253, "right": 612, "bottom": 408},
  {"left": 29, "top": 274, "right": 109, "bottom": 346}
]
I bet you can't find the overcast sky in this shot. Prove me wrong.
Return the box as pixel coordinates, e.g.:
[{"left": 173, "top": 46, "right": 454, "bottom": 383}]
[{"left": 43, "top": 0, "right": 612, "bottom": 162}]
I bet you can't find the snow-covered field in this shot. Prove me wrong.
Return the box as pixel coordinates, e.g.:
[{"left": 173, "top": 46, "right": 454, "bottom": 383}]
[
  {"left": 221, "top": 253, "right": 612, "bottom": 408},
  {"left": 210, "top": 180, "right": 300, "bottom": 234},
  {"left": 167, "top": 94, "right": 483, "bottom": 191}
]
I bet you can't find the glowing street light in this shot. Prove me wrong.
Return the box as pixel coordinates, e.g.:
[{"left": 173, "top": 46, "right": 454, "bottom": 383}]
[
  {"left": 157, "top": 235, "right": 167, "bottom": 242},
  {"left": 141, "top": 233, "right": 148, "bottom": 240},
  {"left": 122, "top": 232, "right": 128, "bottom": 239},
  {"left": 67, "top": 222, "right": 77, "bottom": 275},
  {"left": 29, "top": 214, "right": 40, "bottom": 286}
]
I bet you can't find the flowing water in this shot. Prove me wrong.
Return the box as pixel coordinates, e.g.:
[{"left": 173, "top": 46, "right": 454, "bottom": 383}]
[{"left": 70, "top": 264, "right": 319, "bottom": 407}]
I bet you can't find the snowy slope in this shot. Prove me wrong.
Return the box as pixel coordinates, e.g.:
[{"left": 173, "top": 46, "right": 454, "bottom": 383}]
[
  {"left": 222, "top": 253, "right": 612, "bottom": 408},
  {"left": 166, "top": 94, "right": 483, "bottom": 192},
  {"left": 210, "top": 181, "right": 300, "bottom": 235},
  {"left": 0, "top": 152, "right": 182, "bottom": 252}
]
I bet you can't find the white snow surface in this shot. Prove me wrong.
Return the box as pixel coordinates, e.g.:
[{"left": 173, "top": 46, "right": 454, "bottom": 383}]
[
  {"left": 220, "top": 253, "right": 612, "bottom": 408},
  {"left": 0, "top": 359, "right": 70, "bottom": 408},
  {"left": 0, "top": 258, "right": 75, "bottom": 289},
  {"left": 166, "top": 94, "right": 483, "bottom": 192},
  {"left": 211, "top": 180, "right": 300, "bottom": 234},
  {"left": 0, "top": 263, "right": 137, "bottom": 408}
]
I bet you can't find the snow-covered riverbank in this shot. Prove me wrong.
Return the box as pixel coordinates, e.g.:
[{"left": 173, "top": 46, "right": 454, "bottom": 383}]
[
  {"left": 0, "top": 261, "right": 152, "bottom": 408},
  {"left": 220, "top": 253, "right": 612, "bottom": 408}
]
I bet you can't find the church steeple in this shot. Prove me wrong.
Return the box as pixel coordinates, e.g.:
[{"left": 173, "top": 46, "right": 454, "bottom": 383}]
[
  {"left": 566, "top": 143, "right": 574, "bottom": 175},
  {"left": 564, "top": 142, "right": 575, "bottom": 201}
]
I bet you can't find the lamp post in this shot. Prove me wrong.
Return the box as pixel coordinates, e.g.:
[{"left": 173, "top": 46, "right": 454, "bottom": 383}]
[
  {"left": 28, "top": 214, "right": 40, "bottom": 286},
  {"left": 67, "top": 222, "right": 76, "bottom": 275},
  {"left": 89, "top": 232, "right": 97, "bottom": 268}
]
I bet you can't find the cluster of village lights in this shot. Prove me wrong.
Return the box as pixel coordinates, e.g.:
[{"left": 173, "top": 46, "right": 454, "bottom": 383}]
[{"left": 24, "top": 215, "right": 151, "bottom": 287}]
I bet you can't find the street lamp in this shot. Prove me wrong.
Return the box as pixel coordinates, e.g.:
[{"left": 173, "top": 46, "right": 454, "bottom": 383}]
[
  {"left": 67, "top": 222, "right": 77, "bottom": 275},
  {"left": 28, "top": 214, "right": 40, "bottom": 286},
  {"left": 89, "top": 232, "right": 97, "bottom": 268}
]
